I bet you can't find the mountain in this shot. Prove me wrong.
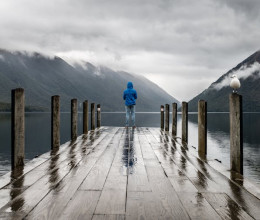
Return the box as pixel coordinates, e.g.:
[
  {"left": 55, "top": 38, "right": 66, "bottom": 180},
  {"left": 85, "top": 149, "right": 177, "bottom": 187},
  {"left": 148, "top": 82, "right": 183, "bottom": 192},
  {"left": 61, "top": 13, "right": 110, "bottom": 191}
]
[
  {"left": 188, "top": 51, "right": 260, "bottom": 112},
  {"left": 0, "top": 49, "right": 179, "bottom": 112}
]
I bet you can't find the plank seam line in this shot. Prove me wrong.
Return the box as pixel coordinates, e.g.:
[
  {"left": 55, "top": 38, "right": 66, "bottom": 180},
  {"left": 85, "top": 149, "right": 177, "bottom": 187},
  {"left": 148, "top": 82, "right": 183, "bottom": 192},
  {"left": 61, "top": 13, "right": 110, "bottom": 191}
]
[
  {"left": 167, "top": 129, "right": 260, "bottom": 201},
  {"left": 5, "top": 128, "right": 116, "bottom": 218},
  {"left": 143, "top": 127, "right": 196, "bottom": 220},
  {"left": 91, "top": 128, "right": 125, "bottom": 216},
  {"left": 154, "top": 128, "right": 257, "bottom": 220},
  {"left": 0, "top": 127, "right": 105, "bottom": 190}
]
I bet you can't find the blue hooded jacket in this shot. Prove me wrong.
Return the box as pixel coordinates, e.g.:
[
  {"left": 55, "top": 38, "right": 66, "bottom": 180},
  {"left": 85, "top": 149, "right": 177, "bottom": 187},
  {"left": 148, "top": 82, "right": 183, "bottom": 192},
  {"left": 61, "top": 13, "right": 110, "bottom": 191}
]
[{"left": 123, "top": 82, "right": 137, "bottom": 106}]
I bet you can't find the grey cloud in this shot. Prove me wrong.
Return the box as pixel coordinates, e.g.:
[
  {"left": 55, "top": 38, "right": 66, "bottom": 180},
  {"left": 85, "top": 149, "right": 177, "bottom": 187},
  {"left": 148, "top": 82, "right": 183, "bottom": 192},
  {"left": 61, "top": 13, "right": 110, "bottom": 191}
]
[{"left": 0, "top": 0, "right": 259, "bottom": 100}]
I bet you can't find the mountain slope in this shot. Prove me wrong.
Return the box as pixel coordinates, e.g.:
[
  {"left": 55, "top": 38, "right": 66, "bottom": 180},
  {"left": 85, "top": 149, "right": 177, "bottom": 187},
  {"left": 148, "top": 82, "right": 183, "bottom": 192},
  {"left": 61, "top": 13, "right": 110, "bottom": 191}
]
[
  {"left": 188, "top": 51, "right": 260, "bottom": 112},
  {"left": 0, "top": 49, "right": 179, "bottom": 112}
]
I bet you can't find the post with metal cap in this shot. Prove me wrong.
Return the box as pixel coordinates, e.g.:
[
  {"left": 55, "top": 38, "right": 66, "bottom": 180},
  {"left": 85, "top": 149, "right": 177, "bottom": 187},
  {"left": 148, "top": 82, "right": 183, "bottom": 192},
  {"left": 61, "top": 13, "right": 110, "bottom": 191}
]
[
  {"left": 11, "top": 88, "right": 25, "bottom": 169},
  {"left": 172, "top": 103, "right": 177, "bottom": 137},
  {"left": 229, "top": 93, "right": 243, "bottom": 174},
  {"left": 165, "top": 104, "right": 169, "bottom": 131},
  {"left": 198, "top": 100, "right": 207, "bottom": 158},
  {"left": 71, "top": 99, "right": 78, "bottom": 141},
  {"left": 160, "top": 105, "right": 164, "bottom": 130},
  {"left": 182, "top": 102, "right": 188, "bottom": 144},
  {"left": 91, "top": 103, "right": 95, "bottom": 130},
  {"left": 51, "top": 95, "right": 60, "bottom": 149},
  {"left": 83, "top": 100, "right": 88, "bottom": 134},
  {"left": 97, "top": 104, "right": 101, "bottom": 128}
]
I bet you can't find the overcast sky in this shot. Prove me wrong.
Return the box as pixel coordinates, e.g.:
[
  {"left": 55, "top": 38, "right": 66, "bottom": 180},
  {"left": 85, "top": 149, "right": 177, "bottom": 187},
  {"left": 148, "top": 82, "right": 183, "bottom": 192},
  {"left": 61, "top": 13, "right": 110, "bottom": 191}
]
[{"left": 0, "top": 0, "right": 259, "bottom": 101}]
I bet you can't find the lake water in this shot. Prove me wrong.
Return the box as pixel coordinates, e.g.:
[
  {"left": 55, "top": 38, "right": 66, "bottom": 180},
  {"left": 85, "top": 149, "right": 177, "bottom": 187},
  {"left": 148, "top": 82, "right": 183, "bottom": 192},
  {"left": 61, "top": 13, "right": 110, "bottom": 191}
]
[{"left": 0, "top": 112, "right": 259, "bottom": 184}]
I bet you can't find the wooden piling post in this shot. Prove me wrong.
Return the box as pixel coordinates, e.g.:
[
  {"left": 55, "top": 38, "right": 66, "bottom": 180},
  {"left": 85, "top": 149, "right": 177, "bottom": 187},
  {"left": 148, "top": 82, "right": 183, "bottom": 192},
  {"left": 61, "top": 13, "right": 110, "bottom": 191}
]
[
  {"left": 83, "top": 100, "right": 88, "bottom": 134},
  {"left": 165, "top": 104, "right": 169, "bottom": 131},
  {"left": 182, "top": 102, "right": 188, "bottom": 143},
  {"left": 160, "top": 105, "right": 164, "bottom": 130},
  {"left": 172, "top": 103, "right": 177, "bottom": 137},
  {"left": 97, "top": 104, "right": 101, "bottom": 128},
  {"left": 91, "top": 103, "right": 95, "bottom": 130},
  {"left": 198, "top": 100, "right": 207, "bottom": 157},
  {"left": 51, "top": 96, "right": 60, "bottom": 149},
  {"left": 71, "top": 99, "right": 78, "bottom": 141},
  {"left": 229, "top": 93, "right": 243, "bottom": 174},
  {"left": 11, "top": 88, "right": 25, "bottom": 169}
]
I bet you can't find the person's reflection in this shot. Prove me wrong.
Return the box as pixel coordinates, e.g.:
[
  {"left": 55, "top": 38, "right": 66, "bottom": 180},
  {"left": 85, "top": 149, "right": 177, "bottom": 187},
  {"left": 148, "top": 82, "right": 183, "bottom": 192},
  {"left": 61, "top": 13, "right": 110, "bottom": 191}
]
[
  {"left": 10, "top": 166, "right": 25, "bottom": 212},
  {"left": 122, "top": 128, "right": 129, "bottom": 169},
  {"left": 129, "top": 128, "right": 135, "bottom": 168}
]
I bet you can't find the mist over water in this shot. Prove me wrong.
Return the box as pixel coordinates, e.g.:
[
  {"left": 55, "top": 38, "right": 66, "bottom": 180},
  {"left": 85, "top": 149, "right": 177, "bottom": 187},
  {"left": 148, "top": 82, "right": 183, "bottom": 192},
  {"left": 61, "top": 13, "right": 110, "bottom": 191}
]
[
  {"left": 212, "top": 62, "right": 260, "bottom": 90},
  {"left": 0, "top": 112, "right": 259, "bottom": 184}
]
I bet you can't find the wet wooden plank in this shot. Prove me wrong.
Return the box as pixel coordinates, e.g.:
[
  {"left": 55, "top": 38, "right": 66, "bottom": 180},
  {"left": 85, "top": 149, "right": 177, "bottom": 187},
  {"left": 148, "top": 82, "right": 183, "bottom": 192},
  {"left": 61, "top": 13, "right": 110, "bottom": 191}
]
[
  {"left": 202, "top": 193, "right": 254, "bottom": 220},
  {"left": 128, "top": 175, "right": 151, "bottom": 192},
  {"left": 95, "top": 129, "right": 128, "bottom": 215},
  {"left": 0, "top": 128, "right": 119, "bottom": 219},
  {"left": 126, "top": 191, "right": 166, "bottom": 219},
  {"left": 92, "top": 214, "right": 125, "bottom": 220},
  {"left": 24, "top": 128, "right": 120, "bottom": 219},
  {"left": 95, "top": 189, "right": 126, "bottom": 215},
  {"left": 138, "top": 128, "right": 190, "bottom": 220},
  {"left": 150, "top": 128, "right": 260, "bottom": 219},
  {"left": 80, "top": 131, "right": 123, "bottom": 190},
  {"left": 58, "top": 191, "right": 101, "bottom": 220},
  {"left": 169, "top": 177, "right": 198, "bottom": 193},
  {"left": 178, "top": 192, "right": 222, "bottom": 220}
]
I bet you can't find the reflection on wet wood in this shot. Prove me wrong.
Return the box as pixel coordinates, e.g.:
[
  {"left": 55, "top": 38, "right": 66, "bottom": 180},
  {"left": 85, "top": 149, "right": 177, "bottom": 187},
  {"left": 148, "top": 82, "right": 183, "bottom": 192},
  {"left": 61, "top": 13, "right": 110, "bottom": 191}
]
[
  {"left": 0, "top": 126, "right": 259, "bottom": 220},
  {"left": 202, "top": 193, "right": 254, "bottom": 220}
]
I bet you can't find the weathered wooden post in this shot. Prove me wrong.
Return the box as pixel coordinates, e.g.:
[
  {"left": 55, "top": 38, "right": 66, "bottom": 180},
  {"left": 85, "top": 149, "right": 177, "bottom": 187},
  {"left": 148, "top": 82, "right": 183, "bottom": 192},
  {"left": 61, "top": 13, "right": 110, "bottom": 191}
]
[
  {"left": 229, "top": 93, "right": 243, "bottom": 174},
  {"left": 182, "top": 102, "right": 188, "bottom": 143},
  {"left": 83, "top": 100, "right": 88, "bottom": 134},
  {"left": 11, "top": 88, "right": 25, "bottom": 169},
  {"left": 172, "top": 103, "right": 177, "bottom": 137},
  {"left": 165, "top": 104, "right": 169, "bottom": 131},
  {"left": 198, "top": 100, "right": 207, "bottom": 157},
  {"left": 97, "top": 104, "right": 101, "bottom": 128},
  {"left": 91, "top": 103, "right": 95, "bottom": 130},
  {"left": 51, "top": 96, "right": 60, "bottom": 149},
  {"left": 71, "top": 99, "right": 78, "bottom": 141},
  {"left": 160, "top": 105, "right": 164, "bottom": 130}
]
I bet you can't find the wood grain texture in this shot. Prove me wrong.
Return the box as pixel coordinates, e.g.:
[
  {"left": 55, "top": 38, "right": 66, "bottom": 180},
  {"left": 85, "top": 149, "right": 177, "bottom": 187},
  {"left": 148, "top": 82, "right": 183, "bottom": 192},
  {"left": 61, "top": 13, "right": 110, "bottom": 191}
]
[
  {"left": 202, "top": 193, "right": 254, "bottom": 220},
  {"left": 58, "top": 191, "right": 101, "bottom": 220},
  {"left": 1, "top": 127, "right": 259, "bottom": 220}
]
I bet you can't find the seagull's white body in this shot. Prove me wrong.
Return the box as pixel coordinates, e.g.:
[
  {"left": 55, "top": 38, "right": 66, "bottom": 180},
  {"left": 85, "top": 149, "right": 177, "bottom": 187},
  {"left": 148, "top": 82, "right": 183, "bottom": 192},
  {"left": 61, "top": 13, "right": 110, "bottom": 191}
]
[{"left": 230, "top": 74, "right": 240, "bottom": 92}]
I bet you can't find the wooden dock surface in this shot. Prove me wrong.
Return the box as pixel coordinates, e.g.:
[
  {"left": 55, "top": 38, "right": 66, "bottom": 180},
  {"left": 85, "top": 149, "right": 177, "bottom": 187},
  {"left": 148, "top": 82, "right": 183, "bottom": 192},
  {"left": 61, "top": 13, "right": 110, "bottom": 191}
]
[{"left": 0, "top": 127, "right": 260, "bottom": 220}]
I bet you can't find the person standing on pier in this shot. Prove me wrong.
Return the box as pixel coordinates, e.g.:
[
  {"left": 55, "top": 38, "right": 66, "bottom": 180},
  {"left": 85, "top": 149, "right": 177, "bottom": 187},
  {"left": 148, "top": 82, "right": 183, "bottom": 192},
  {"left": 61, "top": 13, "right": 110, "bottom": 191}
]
[{"left": 123, "top": 82, "right": 137, "bottom": 128}]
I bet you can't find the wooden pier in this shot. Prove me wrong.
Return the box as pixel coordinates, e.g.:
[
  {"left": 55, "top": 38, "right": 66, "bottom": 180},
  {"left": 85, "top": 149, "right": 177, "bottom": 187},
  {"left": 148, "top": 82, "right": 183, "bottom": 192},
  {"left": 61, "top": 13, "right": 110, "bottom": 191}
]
[{"left": 0, "top": 127, "right": 260, "bottom": 220}]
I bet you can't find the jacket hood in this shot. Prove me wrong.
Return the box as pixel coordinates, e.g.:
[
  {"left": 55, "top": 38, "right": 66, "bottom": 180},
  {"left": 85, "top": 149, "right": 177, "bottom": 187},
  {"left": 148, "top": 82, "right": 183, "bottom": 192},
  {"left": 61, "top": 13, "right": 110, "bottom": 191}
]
[{"left": 127, "top": 82, "right": 133, "bottom": 89}]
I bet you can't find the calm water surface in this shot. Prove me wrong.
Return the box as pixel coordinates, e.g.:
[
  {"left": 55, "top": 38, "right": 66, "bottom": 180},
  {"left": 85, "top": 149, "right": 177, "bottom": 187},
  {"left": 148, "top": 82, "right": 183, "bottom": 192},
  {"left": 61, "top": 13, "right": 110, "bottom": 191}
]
[{"left": 0, "top": 112, "right": 259, "bottom": 184}]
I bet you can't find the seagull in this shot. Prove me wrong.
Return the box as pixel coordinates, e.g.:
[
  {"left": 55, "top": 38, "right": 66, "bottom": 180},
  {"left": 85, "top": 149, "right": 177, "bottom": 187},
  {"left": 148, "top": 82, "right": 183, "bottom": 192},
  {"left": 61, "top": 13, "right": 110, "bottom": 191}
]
[{"left": 230, "top": 74, "right": 241, "bottom": 93}]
